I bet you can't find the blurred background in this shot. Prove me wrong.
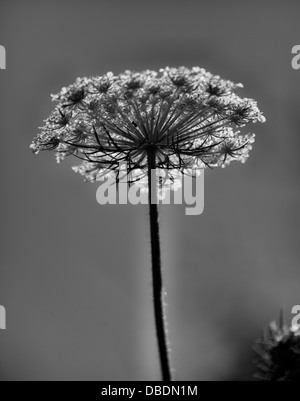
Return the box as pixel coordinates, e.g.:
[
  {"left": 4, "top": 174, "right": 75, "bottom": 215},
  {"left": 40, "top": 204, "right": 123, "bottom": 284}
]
[{"left": 0, "top": 0, "right": 299, "bottom": 381}]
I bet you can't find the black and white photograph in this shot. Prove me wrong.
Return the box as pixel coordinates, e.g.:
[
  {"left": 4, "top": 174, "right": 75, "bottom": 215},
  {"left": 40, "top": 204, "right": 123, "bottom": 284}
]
[{"left": 0, "top": 0, "right": 300, "bottom": 385}]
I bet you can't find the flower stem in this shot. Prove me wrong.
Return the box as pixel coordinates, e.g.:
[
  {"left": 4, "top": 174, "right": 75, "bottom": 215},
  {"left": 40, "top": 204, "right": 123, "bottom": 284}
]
[{"left": 147, "top": 148, "right": 172, "bottom": 382}]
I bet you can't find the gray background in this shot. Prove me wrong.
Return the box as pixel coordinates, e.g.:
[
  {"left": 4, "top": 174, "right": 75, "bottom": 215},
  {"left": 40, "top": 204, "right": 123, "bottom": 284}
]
[{"left": 0, "top": 0, "right": 299, "bottom": 381}]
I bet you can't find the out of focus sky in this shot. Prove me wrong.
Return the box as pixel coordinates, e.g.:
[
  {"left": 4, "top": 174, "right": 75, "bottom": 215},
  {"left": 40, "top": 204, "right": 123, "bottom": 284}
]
[{"left": 0, "top": 0, "right": 300, "bottom": 381}]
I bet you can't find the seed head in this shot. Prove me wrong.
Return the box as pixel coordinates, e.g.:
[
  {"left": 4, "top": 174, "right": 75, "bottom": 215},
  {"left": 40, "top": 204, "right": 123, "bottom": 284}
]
[{"left": 254, "top": 318, "right": 300, "bottom": 381}]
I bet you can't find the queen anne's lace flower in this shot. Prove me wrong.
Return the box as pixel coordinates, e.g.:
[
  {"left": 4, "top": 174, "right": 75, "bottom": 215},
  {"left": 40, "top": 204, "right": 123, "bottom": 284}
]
[{"left": 30, "top": 66, "right": 265, "bottom": 186}]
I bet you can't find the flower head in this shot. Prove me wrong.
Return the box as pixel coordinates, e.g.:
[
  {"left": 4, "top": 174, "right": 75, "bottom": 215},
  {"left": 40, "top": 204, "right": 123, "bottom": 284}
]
[
  {"left": 30, "top": 66, "right": 265, "bottom": 185},
  {"left": 254, "top": 319, "right": 300, "bottom": 381}
]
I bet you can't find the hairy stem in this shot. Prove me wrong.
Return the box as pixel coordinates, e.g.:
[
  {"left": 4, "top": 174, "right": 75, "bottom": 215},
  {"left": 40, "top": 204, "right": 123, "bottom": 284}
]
[{"left": 147, "top": 148, "right": 172, "bottom": 382}]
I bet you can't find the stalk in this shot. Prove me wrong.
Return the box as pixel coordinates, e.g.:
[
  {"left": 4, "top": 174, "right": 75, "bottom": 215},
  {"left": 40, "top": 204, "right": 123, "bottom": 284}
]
[{"left": 147, "top": 148, "right": 172, "bottom": 382}]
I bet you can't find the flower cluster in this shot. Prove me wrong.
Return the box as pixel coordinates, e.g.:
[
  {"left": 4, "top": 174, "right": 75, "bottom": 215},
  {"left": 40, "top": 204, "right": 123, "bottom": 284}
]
[
  {"left": 254, "top": 321, "right": 300, "bottom": 381},
  {"left": 30, "top": 66, "right": 265, "bottom": 185}
]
